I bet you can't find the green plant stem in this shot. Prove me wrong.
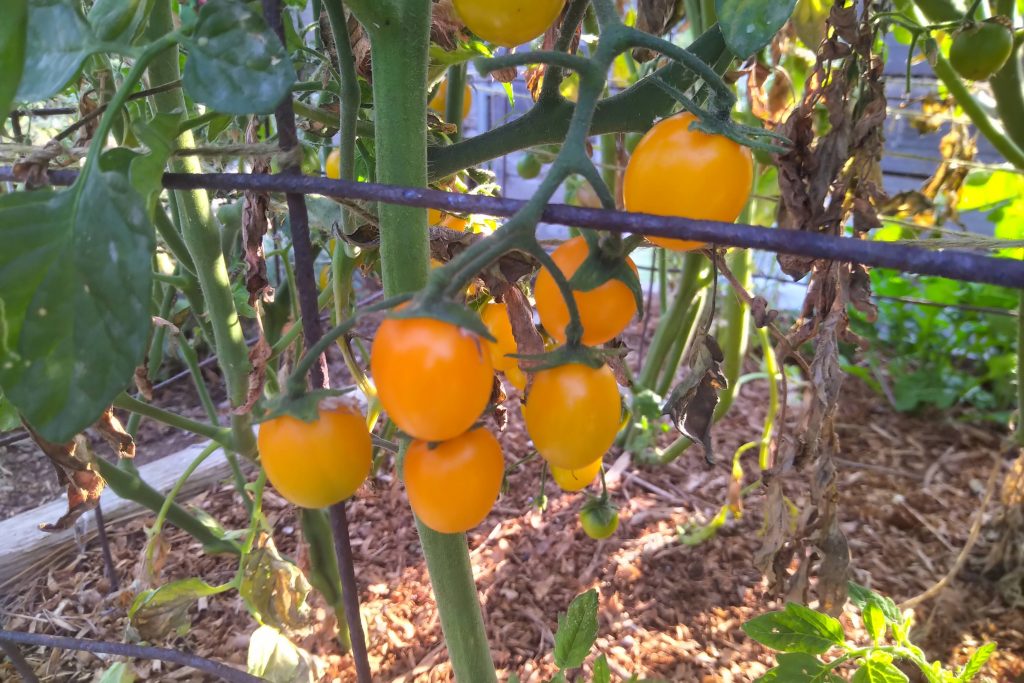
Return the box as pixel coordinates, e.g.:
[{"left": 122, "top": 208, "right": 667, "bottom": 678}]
[
  {"left": 300, "top": 508, "right": 353, "bottom": 652},
  {"left": 427, "top": 27, "right": 728, "bottom": 179},
  {"left": 715, "top": 249, "right": 753, "bottom": 418},
  {"left": 445, "top": 64, "right": 467, "bottom": 140},
  {"left": 346, "top": 1, "right": 496, "bottom": 678},
  {"left": 152, "top": 442, "right": 220, "bottom": 535},
  {"left": 656, "top": 290, "right": 706, "bottom": 396},
  {"left": 990, "top": 1, "right": 1024, "bottom": 146},
  {"left": 636, "top": 253, "right": 704, "bottom": 389},
  {"left": 96, "top": 458, "right": 238, "bottom": 554},
  {"left": 145, "top": 2, "right": 257, "bottom": 459},
  {"left": 756, "top": 326, "right": 779, "bottom": 469},
  {"left": 113, "top": 393, "right": 235, "bottom": 448},
  {"left": 322, "top": 0, "right": 361, "bottom": 235}
]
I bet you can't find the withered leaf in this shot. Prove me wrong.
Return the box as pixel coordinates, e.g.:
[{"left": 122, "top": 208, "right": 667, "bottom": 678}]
[
  {"left": 24, "top": 425, "right": 106, "bottom": 532},
  {"left": 662, "top": 336, "right": 727, "bottom": 465},
  {"left": 94, "top": 407, "right": 135, "bottom": 459},
  {"left": 129, "top": 578, "right": 223, "bottom": 642},
  {"left": 240, "top": 535, "right": 313, "bottom": 632}
]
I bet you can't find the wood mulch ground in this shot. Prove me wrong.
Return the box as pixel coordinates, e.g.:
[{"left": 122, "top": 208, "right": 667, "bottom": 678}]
[{"left": 1, "top": 325, "right": 1022, "bottom": 681}]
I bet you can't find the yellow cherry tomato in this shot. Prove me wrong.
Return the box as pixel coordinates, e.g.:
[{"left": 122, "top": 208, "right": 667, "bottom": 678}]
[
  {"left": 370, "top": 314, "right": 494, "bottom": 442},
  {"left": 481, "top": 302, "right": 526, "bottom": 391},
  {"left": 404, "top": 427, "right": 505, "bottom": 533},
  {"left": 523, "top": 362, "right": 621, "bottom": 469},
  {"left": 454, "top": 0, "right": 567, "bottom": 48},
  {"left": 550, "top": 457, "right": 602, "bottom": 492},
  {"left": 429, "top": 80, "right": 473, "bottom": 120},
  {"left": 326, "top": 149, "right": 341, "bottom": 180},
  {"left": 623, "top": 112, "right": 753, "bottom": 251},
  {"left": 257, "top": 402, "right": 372, "bottom": 508},
  {"left": 534, "top": 236, "right": 638, "bottom": 346}
]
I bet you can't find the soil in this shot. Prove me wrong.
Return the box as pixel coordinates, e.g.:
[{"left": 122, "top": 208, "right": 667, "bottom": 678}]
[{"left": 1, "top": 317, "right": 1022, "bottom": 682}]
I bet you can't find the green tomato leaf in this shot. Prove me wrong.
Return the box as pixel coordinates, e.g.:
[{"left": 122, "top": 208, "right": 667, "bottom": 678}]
[
  {"left": 757, "top": 652, "right": 840, "bottom": 682},
  {"left": 715, "top": 0, "right": 799, "bottom": 58},
  {"left": 16, "top": 0, "right": 98, "bottom": 103},
  {"left": 130, "top": 113, "right": 183, "bottom": 214},
  {"left": 0, "top": 0, "right": 27, "bottom": 121},
  {"left": 0, "top": 389, "right": 19, "bottom": 432},
  {"left": 851, "top": 658, "right": 909, "bottom": 683},
  {"left": 957, "top": 642, "right": 996, "bottom": 682},
  {"left": 0, "top": 170, "right": 154, "bottom": 443},
  {"left": 182, "top": 0, "right": 297, "bottom": 115},
  {"left": 742, "top": 603, "right": 845, "bottom": 655},
  {"left": 553, "top": 589, "right": 600, "bottom": 670},
  {"left": 88, "top": 0, "right": 152, "bottom": 44},
  {"left": 863, "top": 603, "right": 886, "bottom": 645},
  {"left": 592, "top": 654, "right": 611, "bottom": 683},
  {"left": 95, "top": 662, "right": 136, "bottom": 683}
]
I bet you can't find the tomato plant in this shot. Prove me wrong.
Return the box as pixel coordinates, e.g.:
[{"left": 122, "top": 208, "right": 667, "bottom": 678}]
[
  {"left": 623, "top": 112, "right": 754, "bottom": 251},
  {"left": 453, "top": 0, "right": 567, "bottom": 48},
  {"left": 534, "top": 236, "right": 638, "bottom": 345},
  {"left": 371, "top": 314, "right": 494, "bottom": 442},
  {"left": 257, "top": 402, "right": 372, "bottom": 509},
  {"left": 523, "top": 362, "right": 621, "bottom": 470},
  {"left": 404, "top": 427, "right": 505, "bottom": 533}
]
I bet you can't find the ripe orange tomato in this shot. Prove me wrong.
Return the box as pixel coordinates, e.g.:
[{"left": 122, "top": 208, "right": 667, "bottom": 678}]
[
  {"left": 550, "top": 456, "right": 602, "bottom": 492},
  {"left": 623, "top": 112, "right": 753, "bottom": 251},
  {"left": 404, "top": 427, "right": 505, "bottom": 533},
  {"left": 481, "top": 302, "right": 526, "bottom": 390},
  {"left": 371, "top": 314, "right": 494, "bottom": 441},
  {"left": 453, "top": 0, "right": 566, "bottom": 48},
  {"left": 523, "top": 362, "right": 621, "bottom": 469},
  {"left": 534, "top": 236, "right": 638, "bottom": 345},
  {"left": 428, "top": 207, "right": 470, "bottom": 232},
  {"left": 258, "top": 402, "right": 372, "bottom": 508},
  {"left": 429, "top": 80, "right": 473, "bottom": 120},
  {"left": 325, "top": 149, "right": 341, "bottom": 180}
]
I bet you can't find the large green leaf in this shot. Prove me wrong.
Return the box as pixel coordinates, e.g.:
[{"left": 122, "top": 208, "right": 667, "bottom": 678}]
[
  {"left": 757, "top": 652, "right": 841, "bottom": 682},
  {"left": 742, "top": 603, "right": 845, "bottom": 655},
  {"left": 0, "top": 170, "right": 154, "bottom": 442},
  {"left": 88, "top": 0, "right": 152, "bottom": 44},
  {"left": 716, "top": 0, "right": 799, "bottom": 58},
  {"left": 553, "top": 589, "right": 599, "bottom": 670},
  {"left": 182, "top": 0, "right": 297, "bottom": 115},
  {"left": 15, "top": 0, "right": 98, "bottom": 102},
  {"left": 851, "top": 657, "right": 909, "bottom": 683},
  {"left": 0, "top": 0, "right": 27, "bottom": 121}
]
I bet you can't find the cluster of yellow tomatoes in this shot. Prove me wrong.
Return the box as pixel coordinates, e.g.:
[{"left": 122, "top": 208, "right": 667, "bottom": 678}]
[{"left": 259, "top": 1, "right": 755, "bottom": 539}]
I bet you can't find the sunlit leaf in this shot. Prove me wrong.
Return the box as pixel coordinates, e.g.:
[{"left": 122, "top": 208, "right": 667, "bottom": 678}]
[
  {"left": 742, "top": 603, "right": 845, "bottom": 654},
  {"left": 553, "top": 589, "right": 599, "bottom": 670},
  {"left": 716, "top": 0, "right": 799, "bottom": 58},
  {"left": 247, "top": 625, "right": 315, "bottom": 683}
]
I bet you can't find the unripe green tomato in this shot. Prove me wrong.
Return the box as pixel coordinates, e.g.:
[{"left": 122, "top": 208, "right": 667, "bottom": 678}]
[
  {"left": 949, "top": 20, "right": 1014, "bottom": 81},
  {"left": 579, "top": 497, "right": 619, "bottom": 539},
  {"left": 517, "top": 153, "right": 542, "bottom": 179}
]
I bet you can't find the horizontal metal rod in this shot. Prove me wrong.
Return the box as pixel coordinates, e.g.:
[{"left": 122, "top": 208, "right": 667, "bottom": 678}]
[
  {"left": 0, "top": 630, "right": 261, "bottom": 683},
  {"left": 4, "top": 167, "right": 1024, "bottom": 289}
]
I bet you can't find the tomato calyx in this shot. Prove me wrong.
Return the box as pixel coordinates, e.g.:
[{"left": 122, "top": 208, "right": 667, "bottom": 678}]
[
  {"left": 510, "top": 341, "right": 620, "bottom": 373},
  {"left": 387, "top": 296, "right": 496, "bottom": 343},
  {"left": 254, "top": 388, "right": 357, "bottom": 424},
  {"left": 566, "top": 232, "right": 644, "bottom": 315}
]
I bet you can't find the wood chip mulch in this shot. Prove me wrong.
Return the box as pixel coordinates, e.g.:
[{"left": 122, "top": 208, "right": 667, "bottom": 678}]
[{"left": 1, "top": 376, "right": 1022, "bottom": 682}]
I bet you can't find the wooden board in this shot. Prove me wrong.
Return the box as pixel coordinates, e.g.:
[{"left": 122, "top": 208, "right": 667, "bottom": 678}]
[{"left": 0, "top": 442, "right": 242, "bottom": 584}]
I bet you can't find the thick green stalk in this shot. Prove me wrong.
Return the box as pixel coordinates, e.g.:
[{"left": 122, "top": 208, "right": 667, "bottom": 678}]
[
  {"left": 347, "top": 2, "right": 495, "bottom": 679},
  {"left": 96, "top": 458, "right": 239, "bottom": 554},
  {"left": 114, "top": 393, "right": 236, "bottom": 447},
  {"left": 637, "top": 253, "right": 704, "bottom": 389},
  {"left": 715, "top": 249, "right": 753, "bottom": 418},
  {"left": 146, "top": 2, "right": 257, "bottom": 459},
  {"left": 300, "top": 508, "right": 353, "bottom": 652},
  {"left": 445, "top": 64, "right": 467, "bottom": 140}
]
